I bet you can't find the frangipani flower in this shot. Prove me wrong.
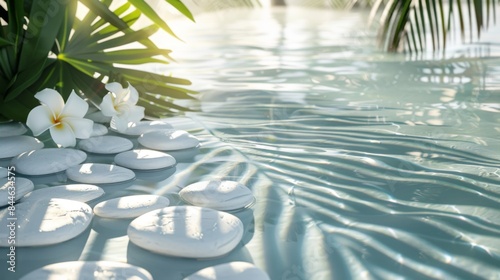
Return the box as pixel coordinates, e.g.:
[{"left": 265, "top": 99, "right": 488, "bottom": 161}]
[
  {"left": 99, "top": 82, "right": 145, "bottom": 132},
  {"left": 27, "top": 89, "right": 94, "bottom": 147}
]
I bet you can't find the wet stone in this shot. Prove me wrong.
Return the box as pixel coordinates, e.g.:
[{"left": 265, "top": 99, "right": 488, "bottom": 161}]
[
  {"left": 0, "top": 135, "right": 44, "bottom": 159},
  {"left": 85, "top": 109, "right": 112, "bottom": 124},
  {"left": 66, "top": 163, "right": 135, "bottom": 184},
  {"left": 94, "top": 195, "right": 170, "bottom": 219},
  {"left": 11, "top": 148, "right": 87, "bottom": 176},
  {"left": 128, "top": 206, "right": 244, "bottom": 258},
  {"left": 0, "top": 198, "right": 93, "bottom": 247},
  {"left": 179, "top": 180, "right": 254, "bottom": 211},
  {"left": 21, "top": 184, "right": 104, "bottom": 203},
  {"left": 114, "top": 149, "right": 176, "bottom": 170},
  {"left": 20, "top": 261, "right": 153, "bottom": 280},
  {"left": 112, "top": 120, "right": 173, "bottom": 136},
  {"left": 0, "top": 167, "right": 7, "bottom": 178},
  {"left": 0, "top": 121, "right": 28, "bottom": 137},
  {"left": 78, "top": 136, "right": 133, "bottom": 154},
  {"left": 90, "top": 123, "right": 109, "bottom": 137},
  {"left": 138, "top": 130, "right": 200, "bottom": 151},
  {"left": 0, "top": 177, "right": 34, "bottom": 207}
]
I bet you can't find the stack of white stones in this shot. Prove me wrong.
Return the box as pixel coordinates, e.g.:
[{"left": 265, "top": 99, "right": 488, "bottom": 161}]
[{"left": 0, "top": 120, "right": 269, "bottom": 279}]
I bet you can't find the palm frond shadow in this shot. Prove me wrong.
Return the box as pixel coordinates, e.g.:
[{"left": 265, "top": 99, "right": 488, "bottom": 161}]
[{"left": 179, "top": 100, "right": 500, "bottom": 279}]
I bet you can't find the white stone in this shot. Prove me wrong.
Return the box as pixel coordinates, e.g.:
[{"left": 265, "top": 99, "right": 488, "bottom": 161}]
[
  {"left": 21, "top": 184, "right": 104, "bottom": 203},
  {"left": 66, "top": 163, "right": 135, "bottom": 184},
  {"left": 0, "top": 198, "right": 93, "bottom": 247},
  {"left": 128, "top": 206, "right": 244, "bottom": 258},
  {"left": 90, "top": 123, "right": 108, "bottom": 137},
  {"left": 112, "top": 120, "right": 173, "bottom": 136},
  {"left": 184, "top": 262, "right": 270, "bottom": 280},
  {"left": 114, "top": 149, "right": 176, "bottom": 170},
  {"left": 0, "top": 177, "right": 34, "bottom": 207},
  {"left": 0, "top": 121, "right": 27, "bottom": 137},
  {"left": 94, "top": 195, "right": 170, "bottom": 219},
  {"left": 78, "top": 136, "right": 133, "bottom": 154},
  {"left": 0, "top": 167, "right": 7, "bottom": 178},
  {"left": 12, "top": 148, "right": 87, "bottom": 176},
  {"left": 0, "top": 135, "right": 44, "bottom": 158},
  {"left": 138, "top": 130, "right": 200, "bottom": 151},
  {"left": 85, "top": 108, "right": 112, "bottom": 123},
  {"left": 179, "top": 180, "right": 254, "bottom": 211},
  {"left": 20, "top": 261, "right": 153, "bottom": 280}
]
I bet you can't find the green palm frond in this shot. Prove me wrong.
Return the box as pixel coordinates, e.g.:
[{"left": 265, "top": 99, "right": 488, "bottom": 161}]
[
  {"left": 370, "top": 0, "right": 498, "bottom": 53},
  {"left": 328, "top": 0, "right": 377, "bottom": 9},
  {"left": 181, "top": 0, "right": 262, "bottom": 14},
  {"left": 0, "top": 0, "right": 196, "bottom": 121}
]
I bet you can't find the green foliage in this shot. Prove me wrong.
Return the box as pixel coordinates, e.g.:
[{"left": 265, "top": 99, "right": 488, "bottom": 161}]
[
  {"left": 369, "top": 0, "right": 498, "bottom": 53},
  {"left": 241, "top": 0, "right": 498, "bottom": 53},
  {"left": 0, "top": 0, "right": 196, "bottom": 122}
]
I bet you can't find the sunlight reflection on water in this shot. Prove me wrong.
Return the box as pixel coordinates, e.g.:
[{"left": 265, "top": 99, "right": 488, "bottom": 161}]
[
  {"left": 147, "top": 7, "right": 500, "bottom": 279},
  {"left": 5, "top": 6, "right": 500, "bottom": 280}
]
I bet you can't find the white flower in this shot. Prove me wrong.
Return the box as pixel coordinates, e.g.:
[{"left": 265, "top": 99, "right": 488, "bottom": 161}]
[
  {"left": 27, "top": 89, "right": 94, "bottom": 147},
  {"left": 99, "top": 82, "right": 145, "bottom": 132}
]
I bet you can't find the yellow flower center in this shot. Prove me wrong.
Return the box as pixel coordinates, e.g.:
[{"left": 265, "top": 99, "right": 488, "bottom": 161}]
[{"left": 52, "top": 116, "right": 64, "bottom": 130}]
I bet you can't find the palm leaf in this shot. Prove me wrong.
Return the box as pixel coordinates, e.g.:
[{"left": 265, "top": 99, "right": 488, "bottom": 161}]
[
  {"left": 0, "top": 0, "right": 196, "bottom": 121},
  {"left": 370, "top": 0, "right": 499, "bottom": 53}
]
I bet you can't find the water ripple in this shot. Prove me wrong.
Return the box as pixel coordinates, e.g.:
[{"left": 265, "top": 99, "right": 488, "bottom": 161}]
[{"left": 154, "top": 7, "right": 500, "bottom": 280}]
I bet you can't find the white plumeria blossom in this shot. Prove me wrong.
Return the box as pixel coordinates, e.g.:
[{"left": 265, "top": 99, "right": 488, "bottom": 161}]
[
  {"left": 27, "top": 89, "right": 94, "bottom": 147},
  {"left": 99, "top": 82, "right": 145, "bottom": 132}
]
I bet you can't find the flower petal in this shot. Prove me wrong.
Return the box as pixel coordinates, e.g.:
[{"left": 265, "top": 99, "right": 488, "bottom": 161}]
[
  {"left": 64, "top": 117, "right": 94, "bottom": 139},
  {"left": 49, "top": 123, "right": 76, "bottom": 147},
  {"left": 128, "top": 105, "right": 145, "bottom": 123},
  {"left": 105, "top": 82, "right": 124, "bottom": 94},
  {"left": 110, "top": 115, "right": 130, "bottom": 132},
  {"left": 126, "top": 83, "right": 139, "bottom": 104},
  {"left": 61, "top": 90, "right": 89, "bottom": 118},
  {"left": 26, "top": 105, "right": 56, "bottom": 136},
  {"left": 100, "top": 93, "right": 117, "bottom": 117},
  {"left": 34, "top": 89, "right": 65, "bottom": 117},
  {"left": 115, "top": 102, "right": 133, "bottom": 117}
]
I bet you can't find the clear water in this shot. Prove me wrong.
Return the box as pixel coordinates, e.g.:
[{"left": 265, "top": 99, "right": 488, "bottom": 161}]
[{"left": 3, "top": 7, "right": 500, "bottom": 280}]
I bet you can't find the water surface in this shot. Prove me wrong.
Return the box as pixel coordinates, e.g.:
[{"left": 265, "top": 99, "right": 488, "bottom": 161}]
[
  {"left": 5, "top": 7, "right": 500, "bottom": 280},
  {"left": 155, "top": 7, "right": 500, "bottom": 279}
]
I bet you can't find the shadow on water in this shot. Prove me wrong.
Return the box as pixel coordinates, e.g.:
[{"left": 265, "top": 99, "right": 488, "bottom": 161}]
[
  {"left": 165, "top": 15, "right": 500, "bottom": 274},
  {"left": 185, "top": 88, "right": 500, "bottom": 278},
  {"left": 3, "top": 7, "right": 500, "bottom": 280},
  {"left": 0, "top": 227, "right": 90, "bottom": 280},
  {"left": 127, "top": 242, "right": 255, "bottom": 279}
]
